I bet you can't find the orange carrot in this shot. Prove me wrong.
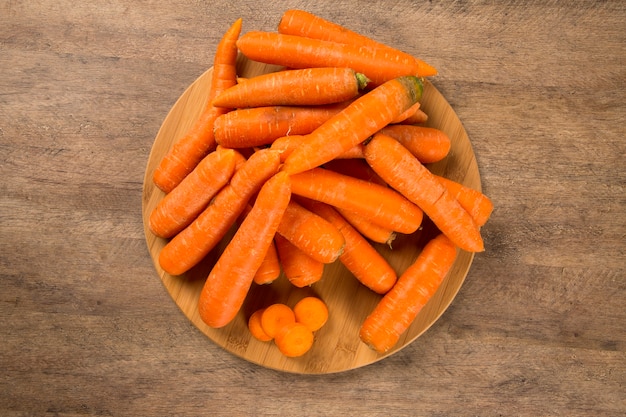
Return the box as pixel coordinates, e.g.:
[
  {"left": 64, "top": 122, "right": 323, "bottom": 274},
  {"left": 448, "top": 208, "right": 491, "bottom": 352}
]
[
  {"left": 274, "top": 234, "right": 324, "bottom": 288},
  {"left": 435, "top": 175, "right": 493, "bottom": 227},
  {"left": 248, "top": 309, "right": 273, "bottom": 342},
  {"left": 335, "top": 207, "right": 397, "bottom": 246},
  {"left": 274, "top": 322, "right": 314, "bottom": 357},
  {"left": 390, "top": 102, "right": 422, "bottom": 124},
  {"left": 379, "top": 125, "right": 451, "bottom": 164},
  {"left": 397, "top": 107, "right": 428, "bottom": 124},
  {"left": 322, "top": 158, "right": 387, "bottom": 186},
  {"left": 293, "top": 296, "right": 329, "bottom": 332},
  {"left": 212, "top": 67, "right": 369, "bottom": 108},
  {"left": 281, "top": 76, "right": 423, "bottom": 175},
  {"left": 289, "top": 167, "right": 423, "bottom": 235},
  {"left": 158, "top": 149, "right": 281, "bottom": 276},
  {"left": 276, "top": 200, "right": 345, "bottom": 264},
  {"left": 277, "top": 9, "right": 437, "bottom": 77},
  {"left": 197, "top": 171, "right": 291, "bottom": 329},
  {"left": 260, "top": 303, "right": 296, "bottom": 339},
  {"left": 300, "top": 199, "right": 398, "bottom": 294},
  {"left": 364, "top": 133, "right": 484, "bottom": 252},
  {"left": 271, "top": 135, "right": 364, "bottom": 162},
  {"left": 148, "top": 147, "right": 237, "bottom": 238},
  {"left": 213, "top": 103, "right": 348, "bottom": 148},
  {"left": 153, "top": 18, "right": 241, "bottom": 193},
  {"left": 237, "top": 31, "right": 430, "bottom": 86},
  {"left": 254, "top": 234, "right": 282, "bottom": 285},
  {"left": 360, "top": 233, "right": 458, "bottom": 353}
]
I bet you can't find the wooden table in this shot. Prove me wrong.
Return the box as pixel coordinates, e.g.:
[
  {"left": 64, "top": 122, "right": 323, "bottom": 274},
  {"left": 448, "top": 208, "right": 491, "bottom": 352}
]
[{"left": 2, "top": 1, "right": 624, "bottom": 415}]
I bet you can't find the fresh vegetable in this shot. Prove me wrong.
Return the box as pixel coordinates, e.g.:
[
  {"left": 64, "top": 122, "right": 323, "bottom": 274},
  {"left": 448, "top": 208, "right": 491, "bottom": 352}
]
[
  {"left": 289, "top": 167, "right": 424, "bottom": 234},
  {"left": 212, "top": 67, "right": 368, "bottom": 108},
  {"left": 379, "top": 125, "right": 451, "bottom": 164},
  {"left": 274, "top": 234, "right": 324, "bottom": 288},
  {"left": 253, "top": 236, "right": 282, "bottom": 285},
  {"left": 148, "top": 147, "right": 237, "bottom": 238},
  {"left": 364, "top": 133, "right": 484, "bottom": 252},
  {"left": 293, "top": 296, "right": 329, "bottom": 332},
  {"left": 360, "top": 233, "right": 458, "bottom": 353},
  {"left": 281, "top": 76, "right": 423, "bottom": 175},
  {"left": 153, "top": 18, "right": 241, "bottom": 193},
  {"left": 274, "top": 322, "right": 315, "bottom": 357},
  {"left": 213, "top": 103, "right": 347, "bottom": 148},
  {"left": 334, "top": 207, "right": 397, "bottom": 246},
  {"left": 248, "top": 309, "right": 273, "bottom": 342},
  {"left": 237, "top": 31, "right": 432, "bottom": 85},
  {"left": 260, "top": 303, "right": 296, "bottom": 339},
  {"left": 276, "top": 200, "right": 345, "bottom": 264},
  {"left": 277, "top": 9, "right": 437, "bottom": 77},
  {"left": 158, "top": 149, "right": 281, "bottom": 276},
  {"left": 198, "top": 171, "right": 291, "bottom": 329},
  {"left": 301, "top": 199, "right": 398, "bottom": 294},
  {"left": 435, "top": 175, "right": 494, "bottom": 227}
]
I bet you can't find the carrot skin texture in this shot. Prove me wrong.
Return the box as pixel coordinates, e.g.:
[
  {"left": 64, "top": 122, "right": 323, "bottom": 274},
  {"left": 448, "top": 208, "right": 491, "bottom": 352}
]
[
  {"left": 237, "top": 31, "right": 429, "bottom": 85},
  {"left": 276, "top": 200, "right": 345, "bottom": 264},
  {"left": 301, "top": 199, "right": 398, "bottom": 294},
  {"left": 158, "top": 149, "right": 282, "bottom": 276},
  {"left": 335, "top": 207, "right": 397, "bottom": 246},
  {"left": 435, "top": 175, "right": 494, "bottom": 227},
  {"left": 149, "top": 148, "right": 237, "bottom": 238},
  {"left": 364, "top": 133, "right": 484, "bottom": 252},
  {"left": 153, "top": 18, "right": 241, "bottom": 193},
  {"left": 289, "top": 167, "right": 423, "bottom": 235},
  {"left": 213, "top": 104, "right": 347, "bottom": 148},
  {"left": 253, "top": 240, "right": 282, "bottom": 285},
  {"left": 197, "top": 171, "right": 292, "bottom": 329},
  {"left": 277, "top": 9, "right": 437, "bottom": 77},
  {"left": 379, "top": 125, "right": 451, "bottom": 164},
  {"left": 281, "top": 76, "right": 423, "bottom": 175},
  {"left": 360, "top": 234, "right": 458, "bottom": 353},
  {"left": 212, "top": 67, "right": 367, "bottom": 108},
  {"left": 274, "top": 234, "right": 324, "bottom": 288},
  {"left": 271, "top": 135, "right": 363, "bottom": 162}
]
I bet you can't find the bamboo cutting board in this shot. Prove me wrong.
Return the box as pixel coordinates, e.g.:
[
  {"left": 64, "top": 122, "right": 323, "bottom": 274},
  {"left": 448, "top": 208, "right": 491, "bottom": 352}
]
[{"left": 142, "top": 56, "right": 481, "bottom": 374}]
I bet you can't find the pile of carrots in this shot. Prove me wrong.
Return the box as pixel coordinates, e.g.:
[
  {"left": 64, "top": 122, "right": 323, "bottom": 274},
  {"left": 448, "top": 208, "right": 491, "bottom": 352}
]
[{"left": 148, "top": 9, "right": 493, "bottom": 356}]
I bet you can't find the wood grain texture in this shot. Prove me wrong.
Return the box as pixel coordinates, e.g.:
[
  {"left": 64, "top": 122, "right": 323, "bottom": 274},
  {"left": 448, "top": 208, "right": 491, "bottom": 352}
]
[
  {"left": 142, "top": 57, "right": 479, "bottom": 374},
  {"left": 1, "top": 0, "right": 624, "bottom": 415}
]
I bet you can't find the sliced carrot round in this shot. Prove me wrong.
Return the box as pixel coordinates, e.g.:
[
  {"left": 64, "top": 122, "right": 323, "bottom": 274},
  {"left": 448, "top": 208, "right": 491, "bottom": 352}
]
[
  {"left": 293, "top": 296, "right": 329, "bottom": 332},
  {"left": 260, "top": 303, "right": 296, "bottom": 339},
  {"left": 274, "top": 322, "right": 315, "bottom": 357},
  {"left": 248, "top": 309, "right": 272, "bottom": 342}
]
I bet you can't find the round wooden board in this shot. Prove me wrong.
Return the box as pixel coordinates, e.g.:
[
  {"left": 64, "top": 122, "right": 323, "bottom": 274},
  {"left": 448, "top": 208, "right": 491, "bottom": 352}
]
[{"left": 142, "top": 56, "right": 481, "bottom": 374}]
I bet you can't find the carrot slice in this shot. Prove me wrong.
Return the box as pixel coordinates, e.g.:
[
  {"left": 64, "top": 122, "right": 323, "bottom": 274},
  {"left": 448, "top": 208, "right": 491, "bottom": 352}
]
[
  {"left": 248, "top": 309, "right": 273, "bottom": 342},
  {"left": 293, "top": 296, "right": 329, "bottom": 332},
  {"left": 274, "top": 322, "right": 315, "bottom": 357},
  {"left": 261, "top": 303, "right": 296, "bottom": 339}
]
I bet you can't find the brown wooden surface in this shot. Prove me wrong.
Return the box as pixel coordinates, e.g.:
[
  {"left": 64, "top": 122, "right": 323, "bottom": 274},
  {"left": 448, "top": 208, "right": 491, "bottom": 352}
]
[{"left": 1, "top": 1, "right": 624, "bottom": 415}]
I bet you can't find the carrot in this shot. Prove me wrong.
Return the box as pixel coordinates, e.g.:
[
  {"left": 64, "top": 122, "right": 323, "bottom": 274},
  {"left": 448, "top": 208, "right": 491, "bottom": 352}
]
[
  {"left": 277, "top": 9, "right": 437, "bottom": 77},
  {"left": 260, "top": 303, "right": 296, "bottom": 339},
  {"left": 158, "top": 149, "right": 281, "bottom": 276},
  {"left": 322, "top": 158, "right": 387, "bottom": 186},
  {"left": 289, "top": 167, "right": 423, "bottom": 235},
  {"left": 397, "top": 107, "right": 428, "bottom": 125},
  {"left": 212, "top": 67, "right": 369, "bottom": 108},
  {"left": 276, "top": 200, "right": 345, "bottom": 264},
  {"left": 281, "top": 76, "right": 423, "bottom": 175},
  {"left": 213, "top": 103, "right": 348, "bottom": 148},
  {"left": 236, "top": 31, "right": 429, "bottom": 86},
  {"left": 271, "top": 135, "right": 364, "bottom": 162},
  {"left": 300, "top": 199, "right": 398, "bottom": 294},
  {"left": 364, "top": 133, "right": 484, "bottom": 252},
  {"left": 335, "top": 207, "right": 397, "bottom": 246},
  {"left": 293, "top": 296, "right": 329, "bottom": 332},
  {"left": 390, "top": 102, "right": 422, "bottom": 124},
  {"left": 435, "top": 175, "right": 494, "bottom": 227},
  {"left": 274, "top": 234, "right": 324, "bottom": 288},
  {"left": 148, "top": 147, "right": 238, "bottom": 238},
  {"left": 248, "top": 309, "right": 273, "bottom": 342},
  {"left": 197, "top": 171, "right": 291, "bottom": 328},
  {"left": 152, "top": 18, "right": 241, "bottom": 193},
  {"left": 379, "top": 125, "right": 451, "bottom": 164},
  {"left": 274, "top": 322, "right": 315, "bottom": 357},
  {"left": 360, "top": 233, "right": 458, "bottom": 353}
]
